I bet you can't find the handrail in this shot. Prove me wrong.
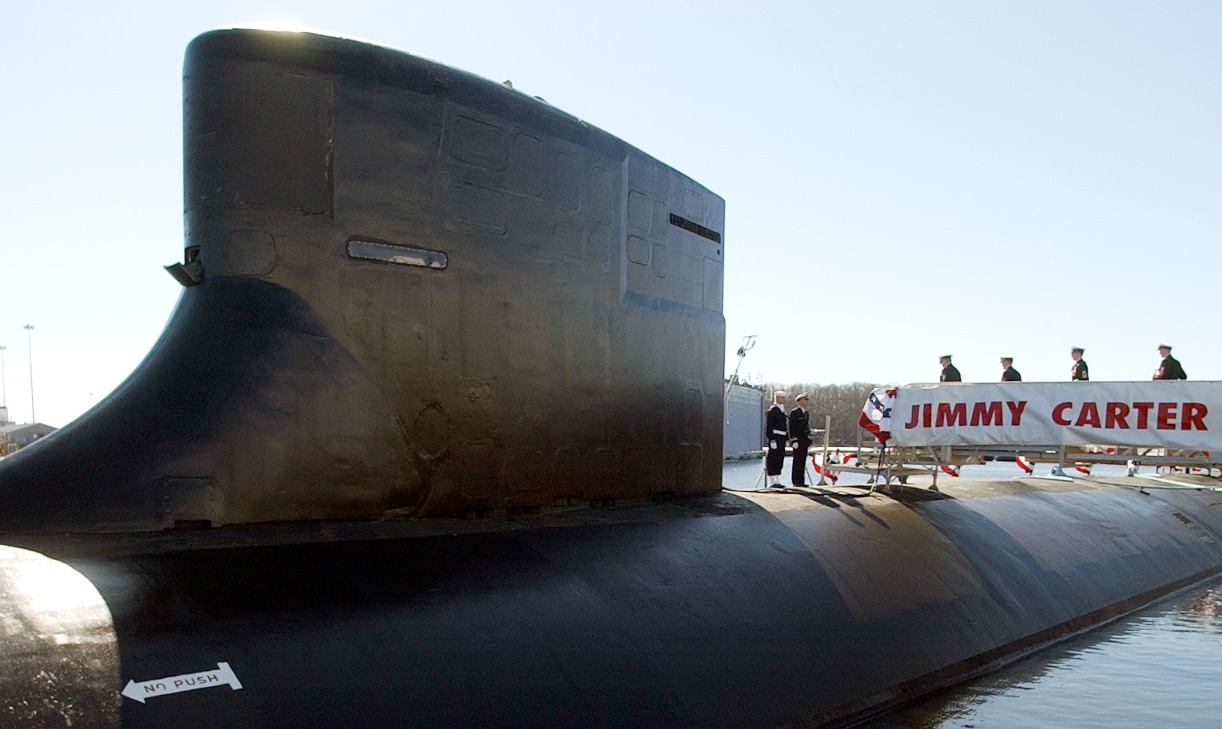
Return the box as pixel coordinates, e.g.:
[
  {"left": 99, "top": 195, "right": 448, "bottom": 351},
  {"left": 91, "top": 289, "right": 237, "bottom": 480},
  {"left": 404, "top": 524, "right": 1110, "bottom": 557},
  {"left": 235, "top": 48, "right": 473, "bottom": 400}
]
[{"left": 806, "top": 422, "right": 1221, "bottom": 494}]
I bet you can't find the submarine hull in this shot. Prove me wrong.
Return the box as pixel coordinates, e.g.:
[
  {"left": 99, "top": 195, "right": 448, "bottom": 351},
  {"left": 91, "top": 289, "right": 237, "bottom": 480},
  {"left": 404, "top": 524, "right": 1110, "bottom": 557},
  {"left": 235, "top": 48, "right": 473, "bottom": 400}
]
[{"left": 4, "top": 478, "right": 1222, "bottom": 727}]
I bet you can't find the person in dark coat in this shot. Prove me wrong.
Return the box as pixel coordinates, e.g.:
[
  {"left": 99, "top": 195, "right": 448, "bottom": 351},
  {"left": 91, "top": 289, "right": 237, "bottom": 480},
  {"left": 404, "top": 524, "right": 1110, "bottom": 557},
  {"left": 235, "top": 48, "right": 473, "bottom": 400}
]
[
  {"left": 1070, "top": 347, "right": 1089, "bottom": 381},
  {"left": 1153, "top": 344, "right": 1187, "bottom": 380},
  {"left": 765, "top": 392, "right": 788, "bottom": 488},
  {"left": 1000, "top": 357, "right": 1021, "bottom": 382},
  {"left": 939, "top": 355, "right": 961, "bottom": 383},
  {"left": 788, "top": 393, "right": 812, "bottom": 487}
]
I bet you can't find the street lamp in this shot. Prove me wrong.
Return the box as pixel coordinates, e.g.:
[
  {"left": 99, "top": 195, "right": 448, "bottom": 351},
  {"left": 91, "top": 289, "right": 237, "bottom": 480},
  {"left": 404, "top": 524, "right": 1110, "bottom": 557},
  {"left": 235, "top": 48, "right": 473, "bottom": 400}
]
[{"left": 23, "top": 325, "right": 35, "bottom": 423}]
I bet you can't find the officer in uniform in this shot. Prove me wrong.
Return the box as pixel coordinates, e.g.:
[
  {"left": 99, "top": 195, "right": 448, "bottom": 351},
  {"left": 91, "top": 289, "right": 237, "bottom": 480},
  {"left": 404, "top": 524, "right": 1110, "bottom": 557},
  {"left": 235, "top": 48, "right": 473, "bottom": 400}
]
[
  {"left": 939, "top": 355, "right": 961, "bottom": 382},
  {"left": 1070, "top": 347, "right": 1089, "bottom": 381},
  {"left": 765, "top": 391, "right": 788, "bottom": 488},
  {"left": 1153, "top": 344, "right": 1187, "bottom": 380},
  {"left": 1000, "top": 357, "right": 1021, "bottom": 382},
  {"left": 788, "top": 393, "right": 812, "bottom": 488}
]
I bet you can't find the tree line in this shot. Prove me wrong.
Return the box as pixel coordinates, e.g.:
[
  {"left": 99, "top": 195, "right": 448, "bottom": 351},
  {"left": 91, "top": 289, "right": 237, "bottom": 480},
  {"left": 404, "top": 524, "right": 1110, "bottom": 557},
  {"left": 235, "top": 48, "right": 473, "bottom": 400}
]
[{"left": 764, "top": 382, "right": 883, "bottom": 446}]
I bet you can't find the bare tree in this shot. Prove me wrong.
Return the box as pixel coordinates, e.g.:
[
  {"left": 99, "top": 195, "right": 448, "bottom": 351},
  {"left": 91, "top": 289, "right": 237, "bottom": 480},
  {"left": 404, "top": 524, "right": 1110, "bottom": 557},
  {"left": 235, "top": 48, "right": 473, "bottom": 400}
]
[{"left": 764, "top": 382, "right": 883, "bottom": 445}]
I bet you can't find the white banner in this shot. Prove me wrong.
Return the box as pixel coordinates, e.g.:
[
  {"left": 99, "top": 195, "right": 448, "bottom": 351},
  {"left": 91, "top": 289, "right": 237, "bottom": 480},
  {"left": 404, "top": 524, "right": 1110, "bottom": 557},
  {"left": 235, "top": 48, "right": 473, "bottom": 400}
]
[{"left": 889, "top": 382, "right": 1221, "bottom": 451}]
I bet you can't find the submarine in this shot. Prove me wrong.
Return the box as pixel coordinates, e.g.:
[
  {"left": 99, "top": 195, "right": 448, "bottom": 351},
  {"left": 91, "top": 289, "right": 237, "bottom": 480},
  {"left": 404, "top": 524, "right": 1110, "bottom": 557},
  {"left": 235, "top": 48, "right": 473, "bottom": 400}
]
[{"left": 2, "top": 28, "right": 1222, "bottom": 728}]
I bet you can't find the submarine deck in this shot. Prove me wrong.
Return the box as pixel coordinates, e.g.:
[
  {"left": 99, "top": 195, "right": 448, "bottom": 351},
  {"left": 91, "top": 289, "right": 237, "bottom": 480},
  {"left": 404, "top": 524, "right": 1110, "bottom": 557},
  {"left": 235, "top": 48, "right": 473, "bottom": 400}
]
[
  {"left": 3, "top": 474, "right": 1214, "bottom": 558},
  {"left": 4, "top": 475, "right": 1221, "bottom": 728}
]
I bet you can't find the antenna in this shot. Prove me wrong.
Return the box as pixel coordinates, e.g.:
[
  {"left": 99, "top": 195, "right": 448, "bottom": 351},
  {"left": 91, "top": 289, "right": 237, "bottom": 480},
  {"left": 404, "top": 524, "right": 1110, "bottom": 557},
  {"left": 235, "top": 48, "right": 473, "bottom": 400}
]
[{"left": 724, "top": 335, "right": 758, "bottom": 400}]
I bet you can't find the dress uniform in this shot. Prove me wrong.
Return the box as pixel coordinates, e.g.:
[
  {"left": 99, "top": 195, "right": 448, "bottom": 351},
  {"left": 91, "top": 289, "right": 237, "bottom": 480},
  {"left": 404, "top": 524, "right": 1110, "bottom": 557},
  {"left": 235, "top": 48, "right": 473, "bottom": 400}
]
[
  {"left": 765, "top": 394, "right": 789, "bottom": 488},
  {"left": 1153, "top": 345, "right": 1187, "bottom": 380},
  {"left": 788, "top": 394, "right": 812, "bottom": 487},
  {"left": 939, "top": 355, "right": 961, "bottom": 383},
  {"left": 1070, "top": 348, "right": 1089, "bottom": 381},
  {"left": 1000, "top": 358, "right": 1021, "bottom": 382}
]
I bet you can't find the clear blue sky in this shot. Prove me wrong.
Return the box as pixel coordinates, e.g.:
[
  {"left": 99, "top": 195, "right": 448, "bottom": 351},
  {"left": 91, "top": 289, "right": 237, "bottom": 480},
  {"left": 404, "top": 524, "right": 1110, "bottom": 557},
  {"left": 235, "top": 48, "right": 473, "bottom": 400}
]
[{"left": 3, "top": 1, "right": 1220, "bottom": 427}]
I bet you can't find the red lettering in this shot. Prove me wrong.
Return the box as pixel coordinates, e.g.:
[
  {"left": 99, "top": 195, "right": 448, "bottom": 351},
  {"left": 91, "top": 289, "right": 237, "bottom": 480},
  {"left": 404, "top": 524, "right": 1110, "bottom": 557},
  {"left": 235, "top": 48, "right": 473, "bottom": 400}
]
[
  {"left": 1133, "top": 402, "right": 1154, "bottom": 429},
  {"left": 1104, "top": 402, "right": 1130, "bottom": 429},
  {"left": 1006, "top": 400, "right": 1027, "bottom": 425},
  {"left": 1075, "top": 402, "right": 1101, "bottom": 428},
  {"left": 1052, "top": 402, "right": 1072, "bottom": 426},
  {"left": 970, "top": 401, "right": 1003, "bottom": 426},
  {"left": 922, "top": 403, "right": 932, "bottom": 428},
  {"left": 1156, "top": 402, "right": 1177, "bottom": 430},
  {"left": 936, "top": 402, "right": 967, "bottom": 427},
  {"left": 904, "top": 405, "right": 920, "bottom": 429},
  {"left": 1182, "top": 402, "right": 1208, "bottom": 431}
]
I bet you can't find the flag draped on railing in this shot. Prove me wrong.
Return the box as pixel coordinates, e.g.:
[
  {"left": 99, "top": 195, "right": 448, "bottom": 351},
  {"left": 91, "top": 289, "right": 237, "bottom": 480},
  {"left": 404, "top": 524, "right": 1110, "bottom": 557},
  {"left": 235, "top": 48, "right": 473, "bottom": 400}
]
[
  {"left": 811, "top": 453, "right": 839, "bottom": 482},
  {"left": 858, "top": 387, "right": 896, "bottom": 444}
]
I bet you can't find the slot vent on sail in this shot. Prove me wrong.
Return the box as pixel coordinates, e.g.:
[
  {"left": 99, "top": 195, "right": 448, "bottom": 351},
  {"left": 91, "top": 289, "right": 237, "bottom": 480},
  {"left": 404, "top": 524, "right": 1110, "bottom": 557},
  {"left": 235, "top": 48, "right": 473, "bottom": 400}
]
[{"left": 668, "top": 214, "right": 721, "bottom": 243}]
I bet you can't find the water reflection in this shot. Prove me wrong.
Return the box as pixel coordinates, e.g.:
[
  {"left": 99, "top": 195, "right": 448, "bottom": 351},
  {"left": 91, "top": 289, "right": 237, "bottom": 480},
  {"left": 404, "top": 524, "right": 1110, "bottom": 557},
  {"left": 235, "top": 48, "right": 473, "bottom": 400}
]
[
  {"left": 858, "top": 577, "right": 1222, "bottom": 728},
  {"left": 0, "top": 545, "right": 121, "bottom": 728}
]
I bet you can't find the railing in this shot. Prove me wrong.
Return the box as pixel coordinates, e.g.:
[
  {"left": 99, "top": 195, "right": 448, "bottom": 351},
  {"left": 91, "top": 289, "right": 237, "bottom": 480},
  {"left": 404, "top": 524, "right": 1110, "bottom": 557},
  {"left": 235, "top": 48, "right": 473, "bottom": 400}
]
[{"left": 805, "top": 420, "right": 1220, "bottom": 494}]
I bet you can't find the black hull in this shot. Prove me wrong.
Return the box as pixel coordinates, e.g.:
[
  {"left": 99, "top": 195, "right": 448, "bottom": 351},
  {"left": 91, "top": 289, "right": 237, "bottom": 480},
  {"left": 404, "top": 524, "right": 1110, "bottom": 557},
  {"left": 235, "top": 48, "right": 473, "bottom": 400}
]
[{"left": 4, "top": 480, "right": 1221, "bottom": 727}]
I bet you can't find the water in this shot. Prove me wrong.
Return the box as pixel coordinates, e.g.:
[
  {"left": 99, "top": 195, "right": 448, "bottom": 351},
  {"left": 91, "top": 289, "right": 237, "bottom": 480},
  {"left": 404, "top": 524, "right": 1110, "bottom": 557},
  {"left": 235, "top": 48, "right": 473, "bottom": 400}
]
[
  {"left": 863, "top": 577, "right": 1222, "bottom": 728},
  {"left": 722, "top": 459, "right": 1222, "bottom": 727}
]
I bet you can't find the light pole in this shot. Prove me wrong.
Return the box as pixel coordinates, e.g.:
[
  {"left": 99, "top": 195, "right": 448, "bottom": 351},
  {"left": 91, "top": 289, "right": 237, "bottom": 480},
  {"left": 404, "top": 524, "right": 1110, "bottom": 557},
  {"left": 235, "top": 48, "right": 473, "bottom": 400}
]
[{"left": 23, "top": 325, "right": 35, "bottom": 423}]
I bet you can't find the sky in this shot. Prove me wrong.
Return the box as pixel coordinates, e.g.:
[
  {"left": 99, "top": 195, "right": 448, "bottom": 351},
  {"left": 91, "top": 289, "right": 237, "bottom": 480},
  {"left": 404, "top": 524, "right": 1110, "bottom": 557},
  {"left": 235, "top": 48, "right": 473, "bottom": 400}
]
[{"left": 2, "top": 1, "right": 1220, "bottom": 427}]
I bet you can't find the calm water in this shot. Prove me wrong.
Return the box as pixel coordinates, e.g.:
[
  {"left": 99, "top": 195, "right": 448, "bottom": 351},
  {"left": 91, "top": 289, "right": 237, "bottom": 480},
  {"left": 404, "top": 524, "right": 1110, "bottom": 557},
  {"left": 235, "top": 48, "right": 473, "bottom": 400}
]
[
  {"left": 865, "top": 577, "right": 1222, "bottom": 728},
  {"left": 722, "top": 459, "right": 1222, "bottom": 728}
]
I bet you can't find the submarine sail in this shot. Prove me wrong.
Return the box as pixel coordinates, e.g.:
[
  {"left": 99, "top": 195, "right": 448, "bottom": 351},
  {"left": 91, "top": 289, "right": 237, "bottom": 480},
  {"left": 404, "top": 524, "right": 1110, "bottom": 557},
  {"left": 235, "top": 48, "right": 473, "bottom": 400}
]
[{"left": 0, "top": 28, "right": 726, "bottom": 532}]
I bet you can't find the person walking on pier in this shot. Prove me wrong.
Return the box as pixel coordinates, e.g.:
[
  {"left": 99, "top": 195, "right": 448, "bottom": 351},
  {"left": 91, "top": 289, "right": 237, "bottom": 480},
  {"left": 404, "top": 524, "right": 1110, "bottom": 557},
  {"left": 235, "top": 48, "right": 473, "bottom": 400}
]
[
  {"left": 1000, "top": 357, "right": 1021, "bottom": 382},
  {"left": 939, "top": 355, "right": 961, "bottom": 383},
  {"left": 1153, "top": 344, "right": 1187, "bottom": 380},
  {"left": 765, "top": 391, "right": 788, "bottom": 488},
  {"left": 1070, "top": 347, "right": 1089, "bottom": 381},
  {"left": 788, "top": 393, "right": 812, "bottom": 488}
]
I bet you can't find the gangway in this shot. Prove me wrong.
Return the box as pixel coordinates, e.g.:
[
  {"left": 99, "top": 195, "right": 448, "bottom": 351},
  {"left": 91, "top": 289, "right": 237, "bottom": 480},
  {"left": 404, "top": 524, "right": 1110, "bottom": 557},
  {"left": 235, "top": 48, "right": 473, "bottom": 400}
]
[
  {"left": 830, "top": 380, "right": 1222, "bottom": 493},
  {"left": 806, "top": 425, "right": 981, "bottom": 493},
  {"left": 807, "top": 434, "right": 1220, "bottom": 494}
]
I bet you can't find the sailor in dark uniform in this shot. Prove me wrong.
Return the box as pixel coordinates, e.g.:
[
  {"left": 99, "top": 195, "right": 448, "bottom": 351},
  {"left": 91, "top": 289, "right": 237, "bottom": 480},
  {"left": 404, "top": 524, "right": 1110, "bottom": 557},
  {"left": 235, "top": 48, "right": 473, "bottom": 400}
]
[
  {"left": 1000, "top": 357, "right": 1021, "bottom": 382},
  {"left": 1070, "top": 347, "right": 1089, "bottom": 381},
  {"left": 788, "top": 393, "right": 812, "bottom": 487},
  {"left": 1153, "top": 344, "right": 1187, "bottom": 380},
  {"left": 939, "top": 355, "right": 961, "bottom": 383},
  {"left": 765, "top": 391, "right": 788, "bottom": 488}
]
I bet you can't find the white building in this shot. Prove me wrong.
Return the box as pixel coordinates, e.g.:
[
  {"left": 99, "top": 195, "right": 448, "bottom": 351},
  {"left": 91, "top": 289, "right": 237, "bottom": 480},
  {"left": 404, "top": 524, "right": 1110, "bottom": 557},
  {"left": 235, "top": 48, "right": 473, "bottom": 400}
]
[
  {"left": 0, "top": 422, "right": 56, "bottom": 455},
  {"left": 724, "top": 382, "right": 765, "bottom": 460}
]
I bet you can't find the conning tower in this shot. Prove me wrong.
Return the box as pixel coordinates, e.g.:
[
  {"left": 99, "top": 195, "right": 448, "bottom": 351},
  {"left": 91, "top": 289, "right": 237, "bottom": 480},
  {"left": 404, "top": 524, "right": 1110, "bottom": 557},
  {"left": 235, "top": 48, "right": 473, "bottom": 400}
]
[{"left": 0, "top": 29, "right": 726, "bottom": 532}]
